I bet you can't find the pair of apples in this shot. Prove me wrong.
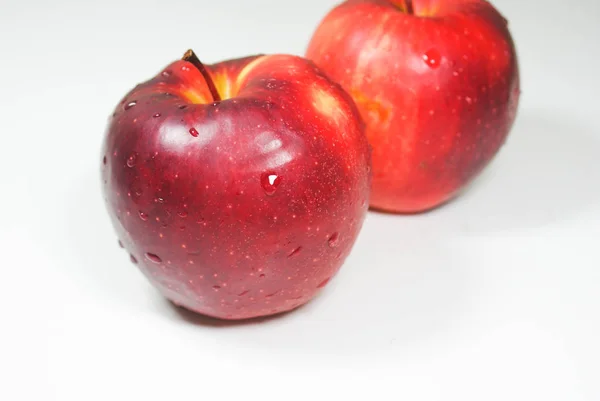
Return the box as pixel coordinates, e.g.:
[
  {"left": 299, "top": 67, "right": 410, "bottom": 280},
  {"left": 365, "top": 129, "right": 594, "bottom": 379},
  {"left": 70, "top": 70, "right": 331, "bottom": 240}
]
[{"left": 102, "top": 0, "right": 520, "bottom": 320}]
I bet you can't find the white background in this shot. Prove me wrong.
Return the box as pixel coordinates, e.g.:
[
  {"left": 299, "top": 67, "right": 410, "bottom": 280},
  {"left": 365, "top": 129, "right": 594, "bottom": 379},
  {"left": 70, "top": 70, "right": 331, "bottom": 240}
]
[{"left": 1, "top": 0, "right": 599, "bottom": 399}]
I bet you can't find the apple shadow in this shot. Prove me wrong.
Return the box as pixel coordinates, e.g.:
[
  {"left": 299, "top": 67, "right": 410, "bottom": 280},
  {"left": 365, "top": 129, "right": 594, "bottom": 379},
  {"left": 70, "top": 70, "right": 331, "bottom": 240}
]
[
  {"left": 154, "top": 220, "right": 472, "bottom": 357},
  {"left": 434, "top": 109, "right": 600, "bottom": 233},
  {"left": 166, "top": 298, "right": 307, "bottom": 327}
]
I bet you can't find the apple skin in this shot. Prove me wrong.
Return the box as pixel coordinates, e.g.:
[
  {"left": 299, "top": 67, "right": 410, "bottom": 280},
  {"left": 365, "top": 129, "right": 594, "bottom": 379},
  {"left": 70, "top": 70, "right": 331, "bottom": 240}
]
[
  {"left": 306, "top": 0, "right": 520, "bottom": 213},
  {"left": 101, "top": 53, "right": 371, "bottom": 320}
]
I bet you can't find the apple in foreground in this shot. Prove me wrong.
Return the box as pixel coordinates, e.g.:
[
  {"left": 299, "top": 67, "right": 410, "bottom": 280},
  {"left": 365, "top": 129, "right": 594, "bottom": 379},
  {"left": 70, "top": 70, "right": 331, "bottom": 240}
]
[
  {"left": 101, "top": 50, "right": 371, "bottom": 320},
  {"left": 306, "top": 0, "right": 520, "bottom": 213}
]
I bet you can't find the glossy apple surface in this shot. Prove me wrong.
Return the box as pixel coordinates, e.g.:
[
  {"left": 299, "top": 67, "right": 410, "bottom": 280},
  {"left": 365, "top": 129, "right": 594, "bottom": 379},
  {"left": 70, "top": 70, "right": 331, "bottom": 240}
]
[
  {"left": 101, "top": 51, "right": 371, "bottom": 320},
  {"left": 306, "top": 0, "right": 520, "bottom": 213}
]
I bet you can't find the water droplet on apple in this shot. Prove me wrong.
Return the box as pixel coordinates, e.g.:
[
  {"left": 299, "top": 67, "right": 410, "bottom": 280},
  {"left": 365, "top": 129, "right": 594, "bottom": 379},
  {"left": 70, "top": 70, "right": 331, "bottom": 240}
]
[
  {"left": 261, "top": 172, "right": 281, "bottom": 196},
  {"left": 153, "top": 113, "right": 161, "bottom": 118},
  {"left": 162, "top": 70, "right": 172, "bottom": 77},
  {"left": 178, "top": 211, "right": 188, "bottom": 218},
  {"left": 259, "top": 274, "right": 266, "bottom": 278},
  {"left": 145, "top": 253, "right": 162, "bottom": 264},
  {"left": 317, "top": 277, "right": 331, "bottom": 288},
  {"left": 288, "top": 246, "right": 302, "bottom": 258},
  {"left": 118, "top": 240, "right": 124, "bottom": 248},
  {"left": 212, "top": 285, "right": 221, "bottom": 290},
  {"left": 139, "top": 211, "right": 149, "bottom": 221},
  {"left": 131, "top": 185, "right": 143, "bottom": 199},
  {"left": 189, "top": 128, "right": 199, "bottom": 137},
  {"left": 422, "top": 49, "right": 441, "bottom": 69},
  {"left": 328, "top": 232, "right": 340, "bottom": 248},
  {"left": 126, "top": 154, "right": 136, "bottom": 168},
  {"left": 179, "top": 105, "right": 188, "bottom": 110},
  {"left": 130, "top": 254, "right": 138, "bottom": 264},
  {"left": 124, "top": 101, "right": 137, "bottom": 110},
  {"left": 238, "top": 290, "right": 249, "bottom": 297}
]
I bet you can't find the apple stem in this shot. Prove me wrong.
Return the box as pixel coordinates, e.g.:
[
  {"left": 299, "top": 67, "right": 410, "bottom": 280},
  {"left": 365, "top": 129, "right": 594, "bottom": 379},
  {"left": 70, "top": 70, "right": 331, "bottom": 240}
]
[
  {"left": 182, "top": 49, "right": 222, "bottom": 102},
  {"left": 405, "top": 0, "right": 414, "bottom": 14}
]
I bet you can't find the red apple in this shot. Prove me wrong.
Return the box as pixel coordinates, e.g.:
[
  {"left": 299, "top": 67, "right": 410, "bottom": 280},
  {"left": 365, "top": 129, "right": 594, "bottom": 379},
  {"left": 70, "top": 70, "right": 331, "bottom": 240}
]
[
  {"left": 101, "top": 50, "right": 371, "bottom": 320},
  {"left": 306, "top": 0, "right": 520, "bottom": 213}
]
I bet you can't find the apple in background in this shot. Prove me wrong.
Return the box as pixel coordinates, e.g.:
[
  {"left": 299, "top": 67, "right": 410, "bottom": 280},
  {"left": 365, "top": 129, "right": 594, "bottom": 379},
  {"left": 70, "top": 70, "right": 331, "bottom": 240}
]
[
  {"left": 101, "top": 50, "right": 371, "bottom": 320},
  {"left": 306, "top": 0, "right": 520, "bottom": 213}
]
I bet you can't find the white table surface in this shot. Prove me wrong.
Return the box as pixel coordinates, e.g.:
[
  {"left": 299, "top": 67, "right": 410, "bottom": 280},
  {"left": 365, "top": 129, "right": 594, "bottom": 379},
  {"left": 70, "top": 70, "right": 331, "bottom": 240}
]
[{"left": 1, "top": 0, "right": 598, "bottom": 399}]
